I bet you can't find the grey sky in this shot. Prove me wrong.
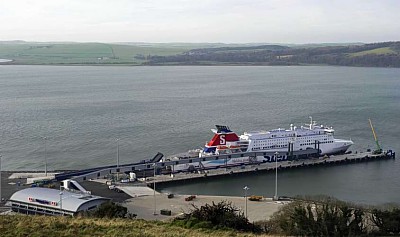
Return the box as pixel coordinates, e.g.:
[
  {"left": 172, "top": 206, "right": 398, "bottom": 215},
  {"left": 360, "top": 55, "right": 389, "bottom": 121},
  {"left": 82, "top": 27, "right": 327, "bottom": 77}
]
[{"left": 1, "top": 0, "right": 399, "bottom": 43}]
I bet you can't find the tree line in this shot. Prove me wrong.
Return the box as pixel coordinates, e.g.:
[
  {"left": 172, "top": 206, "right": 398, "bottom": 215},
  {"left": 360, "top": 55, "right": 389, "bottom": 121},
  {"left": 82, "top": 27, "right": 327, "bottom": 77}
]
[{"left": 147, "top": 41, "right": 400, "bottom": 67}]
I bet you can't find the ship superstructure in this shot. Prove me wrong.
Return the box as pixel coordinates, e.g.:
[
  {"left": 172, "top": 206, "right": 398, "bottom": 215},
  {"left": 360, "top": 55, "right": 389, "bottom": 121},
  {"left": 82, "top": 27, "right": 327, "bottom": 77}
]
[
  {"left": 165, "top": 118, "right": 353, "bottom": 171},
  {"left": 238, "top": 118, "right": 352, "bottom": 156}
]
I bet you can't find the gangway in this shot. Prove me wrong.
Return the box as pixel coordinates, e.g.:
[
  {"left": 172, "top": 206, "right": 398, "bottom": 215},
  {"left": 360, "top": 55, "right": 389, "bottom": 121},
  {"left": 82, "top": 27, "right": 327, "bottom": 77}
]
[
  {"left": 149, "top": 152, "right": 164, "bottom": 163},
  {"left": 61, "top": 179, "right": 91, "bottom": 194},
  {"left": 55, "top": 153, "right": 164, "bottom": 181}
]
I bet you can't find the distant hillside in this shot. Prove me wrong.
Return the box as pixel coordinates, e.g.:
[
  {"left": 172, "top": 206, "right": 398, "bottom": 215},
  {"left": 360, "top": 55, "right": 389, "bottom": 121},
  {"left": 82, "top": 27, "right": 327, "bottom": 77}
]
[
  {"left": 1, "top": 41, "right": 399, "bottom": 67},
  {"left": 148, "top": 41, "right": 400, "bottom": 67},
  {"left": 0, "top": 41, "right": 275, "bottom": 65},
  {"left": 0, "top": 42, "right": 194, "bottom": 65}
]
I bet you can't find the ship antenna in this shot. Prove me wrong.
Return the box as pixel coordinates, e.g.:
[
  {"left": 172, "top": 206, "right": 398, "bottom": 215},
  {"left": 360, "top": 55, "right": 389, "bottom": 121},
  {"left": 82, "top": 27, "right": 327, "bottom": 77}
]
[{"left": 309, "top": 116, "right": 313, "bottom": 129}]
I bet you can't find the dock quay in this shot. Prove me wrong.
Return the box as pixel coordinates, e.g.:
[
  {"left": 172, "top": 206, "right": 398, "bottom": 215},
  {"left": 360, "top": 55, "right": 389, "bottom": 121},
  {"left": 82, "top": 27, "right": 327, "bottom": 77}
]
[
  {"left": 60, "top": 148, "right": 394, "bottom": 185},
  {"left": 145, "top": 150, "right": 395, "bottom": 186},
  {"left": 0, "top": 149, "right": 396, "bottom": 217},
  {"left": 67, "top": 149, "right": 323, "bottom": 182}
]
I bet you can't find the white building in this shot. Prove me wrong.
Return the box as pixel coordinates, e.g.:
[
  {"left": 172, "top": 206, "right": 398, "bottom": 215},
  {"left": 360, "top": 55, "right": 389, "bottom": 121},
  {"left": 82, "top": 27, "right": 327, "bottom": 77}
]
[{"left": 6, "top": 187, "right": 109, "bottom": 216}]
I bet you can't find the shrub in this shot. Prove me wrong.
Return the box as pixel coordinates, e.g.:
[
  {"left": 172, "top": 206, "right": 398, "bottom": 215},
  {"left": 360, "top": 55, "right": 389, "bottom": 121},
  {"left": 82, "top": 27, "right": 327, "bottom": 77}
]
[
  {"left": 172, "top": 200, "right": 261, "bottom": 233},
  {"left": 371, "top": 208, "right": 400, "bottom": 235},
  {"left": 82, "top": 201, "right": 136, "bottom": 219},
  {"left": 268, "top": 197, "right": 366, "bottom": 236}
]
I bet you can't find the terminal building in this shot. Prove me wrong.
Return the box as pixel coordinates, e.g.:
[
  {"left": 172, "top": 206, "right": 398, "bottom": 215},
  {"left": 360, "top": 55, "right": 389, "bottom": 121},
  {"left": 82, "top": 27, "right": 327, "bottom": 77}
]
[{"left": 6, "top": 187, "right": 109, "bottom": 216}]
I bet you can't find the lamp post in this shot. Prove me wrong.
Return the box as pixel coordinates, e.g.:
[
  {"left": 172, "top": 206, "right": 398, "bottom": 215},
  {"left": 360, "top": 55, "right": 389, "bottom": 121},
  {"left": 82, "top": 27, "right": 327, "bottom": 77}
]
[
  {"left": 116, "top": 138, "right": 120, "bottom": 181},
  {"left": 243, "top": 186, "right": 249, "bottom": 219},
  {"left": 274, "top": 151, "right": 279, "bottom": 200},
  {"left": 0, "top": 154, "right": 2, "bottom": 203},
  {"left": 43, "top": 137, "right": 47, "bottom": 177},
  {"left": 59, "top": 185, "right": 63, "bottom": 215},
  {"left": 153, "top": 163, "right": 157, "bottom": 215}
]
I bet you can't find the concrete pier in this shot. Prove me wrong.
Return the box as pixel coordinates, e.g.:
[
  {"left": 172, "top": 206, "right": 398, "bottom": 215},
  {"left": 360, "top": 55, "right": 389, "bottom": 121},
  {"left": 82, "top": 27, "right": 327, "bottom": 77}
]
[{"left": 145, "top": 150, "right": 395, "bottom": 186}]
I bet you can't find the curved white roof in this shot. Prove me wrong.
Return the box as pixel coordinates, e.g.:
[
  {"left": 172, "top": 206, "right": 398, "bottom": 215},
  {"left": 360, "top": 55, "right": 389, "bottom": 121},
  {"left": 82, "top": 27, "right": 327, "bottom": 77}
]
[{"left": 9, "top": 187, "right": 109, "bottom": 213}]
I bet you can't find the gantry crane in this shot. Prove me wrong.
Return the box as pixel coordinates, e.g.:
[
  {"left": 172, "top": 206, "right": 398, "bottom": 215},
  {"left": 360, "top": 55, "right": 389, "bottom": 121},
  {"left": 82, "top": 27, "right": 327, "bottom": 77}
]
[{"left": 369, "top": 119, "right": 382, "bottom": 154}]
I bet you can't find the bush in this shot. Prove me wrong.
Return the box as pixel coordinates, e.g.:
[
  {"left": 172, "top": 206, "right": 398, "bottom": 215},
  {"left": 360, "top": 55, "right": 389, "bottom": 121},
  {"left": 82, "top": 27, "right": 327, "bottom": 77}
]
[
  {"left": 267, "top": 197, "right": 366, "bottom": 236},
  {"left": 171, "top": 200, "right": 261, "bottom": 233},
  {"left": 82, "top": 201, "right": 136, "bottom": 219},
  {"left": 371, "top": 208, "right": 400, "bottom": 235}
]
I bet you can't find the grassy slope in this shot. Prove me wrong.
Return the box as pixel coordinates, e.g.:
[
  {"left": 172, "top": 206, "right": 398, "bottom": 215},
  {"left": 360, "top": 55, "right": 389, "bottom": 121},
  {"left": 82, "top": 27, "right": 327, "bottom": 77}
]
[
  {"left": 349, "top": 47, "right": 397, "bottom": 57},
  {"left": 0, "top": 42, "right": 192, "bottom": 65},
  {"left": 111, "top": 44, "right": 192, "bottom": 63},
  {"left": 0, "top": 215, "right": 266, "bottom": 237}
]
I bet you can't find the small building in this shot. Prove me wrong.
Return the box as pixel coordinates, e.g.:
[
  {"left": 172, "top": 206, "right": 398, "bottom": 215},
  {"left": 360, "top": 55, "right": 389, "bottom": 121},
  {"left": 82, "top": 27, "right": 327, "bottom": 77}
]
[{"left": 6, "top": 187, "right": 109, "bottom": 216}]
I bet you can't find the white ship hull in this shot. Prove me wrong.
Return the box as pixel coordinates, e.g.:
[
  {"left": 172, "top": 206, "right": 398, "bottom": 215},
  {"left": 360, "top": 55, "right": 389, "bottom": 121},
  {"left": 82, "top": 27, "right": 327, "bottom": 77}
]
[
  {"left": 170, "top": 145, "right": 353, "bottom": 171},
  {"left": 165, "top": 119, "right": 354, "bottom": 172}
]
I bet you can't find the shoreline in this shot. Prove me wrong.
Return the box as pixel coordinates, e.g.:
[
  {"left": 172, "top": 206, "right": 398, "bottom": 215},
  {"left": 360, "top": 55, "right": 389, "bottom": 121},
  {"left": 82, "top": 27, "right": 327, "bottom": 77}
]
[{"left": 1, "top": 62, "right": 398, "bottom": 68}]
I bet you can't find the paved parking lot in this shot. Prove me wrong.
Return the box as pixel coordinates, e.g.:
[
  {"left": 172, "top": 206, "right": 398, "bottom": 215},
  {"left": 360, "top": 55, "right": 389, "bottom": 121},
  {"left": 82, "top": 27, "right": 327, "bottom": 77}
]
[{"left": 124, "top": 193, "right": 283, "bottom": 222}]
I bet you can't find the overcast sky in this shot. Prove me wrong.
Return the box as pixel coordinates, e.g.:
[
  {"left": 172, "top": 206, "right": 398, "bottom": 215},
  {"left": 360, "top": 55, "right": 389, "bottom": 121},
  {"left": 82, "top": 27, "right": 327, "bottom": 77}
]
[{"left": 1, "top": 0, "right": 399, "bottom": 43}]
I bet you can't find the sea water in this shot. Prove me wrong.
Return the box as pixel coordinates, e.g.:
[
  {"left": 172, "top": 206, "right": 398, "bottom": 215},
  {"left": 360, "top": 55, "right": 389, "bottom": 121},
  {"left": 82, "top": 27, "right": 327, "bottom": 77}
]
[{"left": 0, "top": 65, "right": 399, "bottom": 204}]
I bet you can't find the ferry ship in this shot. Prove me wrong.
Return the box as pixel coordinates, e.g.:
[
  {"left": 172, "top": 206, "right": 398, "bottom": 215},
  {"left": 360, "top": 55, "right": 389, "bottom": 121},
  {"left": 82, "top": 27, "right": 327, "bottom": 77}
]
[{"left": 165, "top": 118, "right": 353, "bottom": 171}]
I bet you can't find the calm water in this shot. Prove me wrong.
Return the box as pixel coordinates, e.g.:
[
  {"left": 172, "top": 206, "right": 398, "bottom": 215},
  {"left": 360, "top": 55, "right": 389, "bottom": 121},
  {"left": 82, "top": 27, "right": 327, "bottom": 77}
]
[{"left": 0, "top": 65, "right": 399, "bottom": 205}]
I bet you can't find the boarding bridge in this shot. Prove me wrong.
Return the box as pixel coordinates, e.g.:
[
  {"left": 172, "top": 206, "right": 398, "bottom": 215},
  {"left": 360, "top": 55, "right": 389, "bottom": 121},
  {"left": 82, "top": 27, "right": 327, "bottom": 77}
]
[
  {"left": 61, "top": 179, "right": 91, "bottom": 194},
  {"left": 55, "top": 153, "right": 164, "bottom": 181}
]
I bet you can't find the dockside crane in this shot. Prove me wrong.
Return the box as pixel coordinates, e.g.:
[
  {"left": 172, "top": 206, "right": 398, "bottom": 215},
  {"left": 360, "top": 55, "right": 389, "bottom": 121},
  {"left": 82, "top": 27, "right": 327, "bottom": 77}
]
[{"left": 368, "top": 119, "right": 382, "bottom": 154}]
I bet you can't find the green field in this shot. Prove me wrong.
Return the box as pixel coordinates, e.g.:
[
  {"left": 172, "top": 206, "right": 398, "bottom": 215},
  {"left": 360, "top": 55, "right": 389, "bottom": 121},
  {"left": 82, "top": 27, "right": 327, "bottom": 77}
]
[
  {"left": 349, "top": 47, "right": 397, "bottom": 57},
  {"left": 0, "top": 42, "right": 194, "bottom": 65}
]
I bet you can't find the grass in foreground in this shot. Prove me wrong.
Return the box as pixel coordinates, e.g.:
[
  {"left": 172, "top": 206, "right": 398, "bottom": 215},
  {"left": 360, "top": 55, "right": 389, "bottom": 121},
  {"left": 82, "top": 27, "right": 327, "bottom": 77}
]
[{"left": 0, "top": 215, "right": 267, "bottom": 237}]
